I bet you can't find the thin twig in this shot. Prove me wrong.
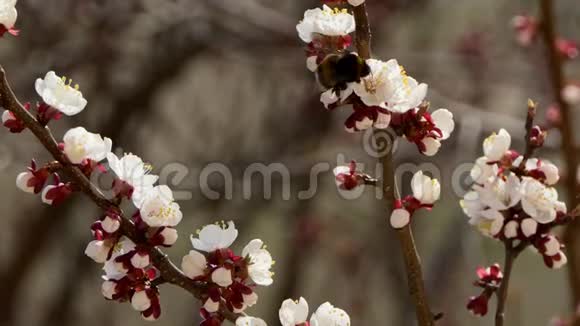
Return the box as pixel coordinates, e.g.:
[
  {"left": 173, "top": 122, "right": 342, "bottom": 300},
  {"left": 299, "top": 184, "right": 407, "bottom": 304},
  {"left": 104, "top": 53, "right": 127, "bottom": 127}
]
[
  {"left": 351, "top": 3, "right": 434, "bottom": 325},
  {"left": 537, "top": 0, "right": 580, "bottom": 311},
  {"left": 494, "top": 243, "right": 521, "bottom": 326},
  {"left": 0, "top": 66, "right": 239, "bottom": 322}
]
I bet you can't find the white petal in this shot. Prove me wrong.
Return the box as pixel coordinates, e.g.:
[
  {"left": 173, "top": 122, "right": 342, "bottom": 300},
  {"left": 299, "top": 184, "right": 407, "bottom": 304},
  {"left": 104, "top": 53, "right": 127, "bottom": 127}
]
[{"left": 390, "top": 208, "right": 410, "bottom": 229}]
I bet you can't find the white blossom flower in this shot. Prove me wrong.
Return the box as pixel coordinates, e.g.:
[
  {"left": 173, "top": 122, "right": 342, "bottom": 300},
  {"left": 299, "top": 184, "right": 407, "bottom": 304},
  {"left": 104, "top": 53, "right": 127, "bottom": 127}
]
[
  {"left": 190, "top": 221, "right": 238, "bottom": 252},
  {"left": 236, "top": 316, "right": 268, "bottom": 326},
  {"left": 131, "top": 291, "right": 151, "bottom": 312},
  {"left": 296, "top": 5, "right": 355, "bottom": 43},
  {"left": 470, "top": 157, "right": 498, "bottom": 184},
  {"left": 477, "top": 173, "right": 521, "bottom": 211},
  {"left": 279, "top": 297, "right": 309, "bottom": 326},
  {"left": 181, "top": 250, "right": 207, "bottom": 279},
  {"left": 63, "top": 127, "right": 112, "bottom": 164},
  {"left": 310, "top": 302, "right": 351, "bottom": 326},
  {"left": 0, "top": 0, "right": 17, "bottom": 30},
  {"left": 85, "top": 240, "right": 113, "bottom": 263},
  {"left": 15, "top": 171, "right": 34, "bottom": 193},
  {"left": 107, "top": 153, "right": 159, "bottom": 206},
  {"left": 520, "top": 177, "right": 562, "bottom": 224},
  {"left": 139, "top": 185, "right": 182, "bottom": 227},
  {"left": 211, "top": 267, "right": 233, "bottom": 287},
  {"left": 525, "top": 158, "right": 560, "bottom": 185},
  {"left": 483, "top": 129, "right": 511, "bottom": 162},
  {"left": 103, "top": 237, "right": 136, "bottom": 280},
  {"left": 242, "top": 239, "right": 274, "bottom": 286},
  {"left": 390, "top": 208, "right": 410, "bottom": 229},
  {"left": 477, "top": 215, "right": 505, "bottom": 238},
  {"left": 460, "top": 191, "right": 486, "bottom": 221},
  {"left": 352, "top": 59, "right": 427, "bottom": 113},
  {"left": 411, "top": 170, "right": 440, "bottom": 205},
  {"left": 35, "top": 71, "right": 88, "bottom": 116}
]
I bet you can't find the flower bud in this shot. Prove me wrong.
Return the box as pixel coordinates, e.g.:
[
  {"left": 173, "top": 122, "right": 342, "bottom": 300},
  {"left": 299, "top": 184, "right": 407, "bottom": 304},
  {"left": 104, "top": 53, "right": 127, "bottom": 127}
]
[
  {"left": 160, "top": 227, "right": 178, "bottom": 246},
  {"left": 203, "top": 298, "right": 220, "bottom": 313},
  {"left": 521, "top": 218, "right": 538, "bottom": 237},
  {"left": 130, "top": 251, "right": 151, "bottom": 269},
  {"left": 84, "top": 240, "right": 111, "bottom": 263},
  {"left": 101, "top": 281, "right": 117, "bottom": 299},
  {"left": 390, "top": 208, "right": 410, "bottom": 229},
  {"left": 181, "top": 250, "right": 207, "bottom": 279},
  {"left": 131, "top": 291, "right": 152, "bottom": 312},
  {"left": 467, "top": 294, "right": 489, "bottom": 316},
  {"left": 504, "top": 221, "right": 519, "bottom": 239},
  {"left": 211, "top": 267, "right": 233, "bottom": 287},
  {"left": 102, "top": 215, "right": 121, "bottom": 233},
  {"left": 16, "top": 172, "right": 35, "bottom": 193}
]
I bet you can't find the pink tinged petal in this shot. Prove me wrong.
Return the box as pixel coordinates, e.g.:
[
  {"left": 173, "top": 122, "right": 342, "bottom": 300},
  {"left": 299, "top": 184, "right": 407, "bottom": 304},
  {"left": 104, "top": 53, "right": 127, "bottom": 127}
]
[
  {"left": 204, "top": 298, "right": 220, "bottom": 313},
  {"left": 503, "top": 221, "right": 519, "bottom": 239},
  {"left": 236, "top": 317, "right": 268, "bottom": 326},
  {"left": 131, "top": 291, "right": 151, "bottom": 312},
  {"left": 374, "top": 111, "right": 391, "bottom": 129},
  {"left": 306, "top": 56, "right": 318, "bottom": 72},
  {"left": 160, "top": 227, "right": 178, "bottom": 246},
  {"left": 243, "top": 292, "right": 259, "bottom": 307},
  {"left": 552, "top": 251, "right": 568, "bottom": 269},
  {"left": 348, "top": 0, "right": 365, "bottom": 6},
  {"left": 421, "top": 137, "right": 441, "bottom": 156},
  {"left": 130, "top": 252, "right": 150, "bottom": 269},
  {"left": 489, "top": 216, "right": 505, "bottom": 236},
  {"left": 390, "top": 208, "right": 410, "bottom": 229},
  {"left": 310, "top": 302, "right": 351, "bottom": 326},
  {"left": 279, "top": 297, "right": 309, "bottom": 326},
  {"left": 101, "top": 281, "right": 117, "bottom": 299},
  {"left": 431, "top": 109, "right": 455, "bottom": 140},
  {"left": 181, "top": 250, "right": 207, "bottom": 279},
  {"left": 16, "top": 171, "right": 35, "bottom": 193},
  {"left": 544, "top": 236, "right": 561, "bottom": 256},
  {"left": 102, "top": 216, "right": 120, "bottom": 233},
  {"left": 211, "top": 267, "right": 233, "bottom": 287},
  {"left": 84, "top": 240, "right": 110, "bottom": 263},
  {"left": 521, "top": 218, "right": 538, "bottom": 237}
]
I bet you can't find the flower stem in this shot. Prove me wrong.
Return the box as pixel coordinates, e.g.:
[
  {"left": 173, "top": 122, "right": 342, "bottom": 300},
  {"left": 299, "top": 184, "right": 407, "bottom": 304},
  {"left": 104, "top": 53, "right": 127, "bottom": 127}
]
[
  {"left": 352, "top": 2, "right": 435, "bottom": 324},
  {"left": 495, "top": 244, "right": 520, "bottom": 326}
]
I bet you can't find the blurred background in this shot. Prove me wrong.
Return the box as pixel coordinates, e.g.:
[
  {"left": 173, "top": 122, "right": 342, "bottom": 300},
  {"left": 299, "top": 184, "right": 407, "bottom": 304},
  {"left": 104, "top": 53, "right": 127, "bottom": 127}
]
[{"left": 0, "top": 0, "right": 579, "bottom": 325}]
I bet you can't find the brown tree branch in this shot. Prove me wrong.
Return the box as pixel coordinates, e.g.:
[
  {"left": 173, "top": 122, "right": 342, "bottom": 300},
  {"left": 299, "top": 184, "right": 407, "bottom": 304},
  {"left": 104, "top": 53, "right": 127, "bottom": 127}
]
[
  {"left": 537, "top": 0, "right": 580, "bottom": 313},
  {"left": 351, "top": 3, "right": 434, "bottom": 326},
  {"left": 0, "top": 66, "right": 239, "bottom": 323},
  {"left": 494, "top": 242, "right": 523, "bottom": 326}
]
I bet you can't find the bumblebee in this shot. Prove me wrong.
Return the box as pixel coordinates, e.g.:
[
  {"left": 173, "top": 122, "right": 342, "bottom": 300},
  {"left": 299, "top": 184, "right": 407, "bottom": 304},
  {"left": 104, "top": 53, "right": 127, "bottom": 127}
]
[{"left": 316, "top": 52, "right": 371, "bottom": 91}]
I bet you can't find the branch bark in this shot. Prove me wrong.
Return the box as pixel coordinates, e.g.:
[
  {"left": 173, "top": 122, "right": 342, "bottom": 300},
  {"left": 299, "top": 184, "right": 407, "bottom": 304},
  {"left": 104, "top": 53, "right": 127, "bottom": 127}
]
[
  {"left": 0, "top": 66, "right": 239, "bottom": 323},
  {"left": 351, "top": 3, "right": 434, "bottom": 326},
  {"left": 537, "top": 0, "right": 580, "bottom": 313},
  {"left": 494, "top": 243, "right": 520, "bottom": 326}
]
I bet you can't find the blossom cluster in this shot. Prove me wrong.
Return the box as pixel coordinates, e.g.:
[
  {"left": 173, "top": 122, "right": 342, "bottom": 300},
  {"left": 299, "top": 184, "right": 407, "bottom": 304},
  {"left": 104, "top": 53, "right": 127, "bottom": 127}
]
[
  {"left": 295, "top": 2, "right": 455, "bottom": 156},
  {"left": 236, "top": 297, "right": 350, "bottom": 326},
  {"left": 461, "top": 127, "right": 569, "bottom": 269},
  {"left": 181, "top": 221, "right": 274, "bottom": 325}
]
